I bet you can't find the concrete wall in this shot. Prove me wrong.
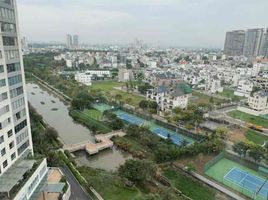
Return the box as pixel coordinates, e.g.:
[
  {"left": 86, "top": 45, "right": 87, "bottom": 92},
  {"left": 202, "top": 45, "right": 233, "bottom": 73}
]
[
  {"left": 237, "top": 106, "right": 268, "bottom": 116},
  {"left": 14, "top": 159, "right": 48, "bottom": 200}
]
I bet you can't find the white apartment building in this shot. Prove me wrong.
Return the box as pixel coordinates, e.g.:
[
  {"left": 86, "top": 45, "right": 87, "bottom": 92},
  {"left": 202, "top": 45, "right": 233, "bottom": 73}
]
[
  {"left": 118, "top": 68, "right": 134, "bottom": 82},
  {"left": 234, "top": 79, "right": 254, "bottom": 97},
  {"left": 147, "top": 83, "right": 192, "bottom": 110},
  {"left": 248, "top": 90, "right": 268, "bottom": 111},
  {"left": 85, "top": 70, "right": 111, "bottom": 78},
  {"left": 205, "top": 77, "right": 223, "bottom": 94},
  {"left": 0, "top": 1, "right": 69, "bottom": 200},
  {"left": 252, "top": 76, "right": 268, "bottom": 90},
  {"left": 75, "top": 72, "right": 92, "bottom": 86}
]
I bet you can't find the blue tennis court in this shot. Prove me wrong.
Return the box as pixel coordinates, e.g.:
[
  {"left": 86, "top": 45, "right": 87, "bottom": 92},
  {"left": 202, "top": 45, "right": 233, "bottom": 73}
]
[
  {"left": 224, "top": 167, "right": 268, "bottom": 198},
  {"left": 117, "top": 112, "right": 145, "bottom": 126},
  {"left": 114, "top": 110, "right": 195, "bottom": 146},
  {"left": 152, "top": 128, "right": 190, "bottom": 146}
]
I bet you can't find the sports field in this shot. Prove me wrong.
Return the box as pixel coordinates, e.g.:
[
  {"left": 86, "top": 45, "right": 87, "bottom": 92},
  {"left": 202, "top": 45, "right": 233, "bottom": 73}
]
[
  {"left": 92, "top": 103, "right": 113, "bottom": 112},
  {"left": 114, "top": 110, "right": 194, "bottom": 146},
  {"left": 82, "top": 109, "right": 103, "bottom": 120},
  {"left": 205, "top": 157, "right": 268, "bottom": 200}
]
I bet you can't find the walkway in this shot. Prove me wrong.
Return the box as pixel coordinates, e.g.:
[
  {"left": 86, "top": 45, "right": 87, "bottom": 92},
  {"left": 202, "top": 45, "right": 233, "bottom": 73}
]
[
  {"left": 64, "top": 131, "right": 126, "bottom": 155},
  {"left": 32, "top": 73, "right": 73, "bottom": 102},
  {"left": 61, "top": 166, "right": 92, "bottom": 200},
  {"left": 190, "top": 171, "right": 246, "bottom": 200}
]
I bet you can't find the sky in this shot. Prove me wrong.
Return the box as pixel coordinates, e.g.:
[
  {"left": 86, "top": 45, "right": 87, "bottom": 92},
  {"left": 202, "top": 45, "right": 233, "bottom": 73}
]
[{"left": 17, "top": 0, "right": 268, "bottom": 48}]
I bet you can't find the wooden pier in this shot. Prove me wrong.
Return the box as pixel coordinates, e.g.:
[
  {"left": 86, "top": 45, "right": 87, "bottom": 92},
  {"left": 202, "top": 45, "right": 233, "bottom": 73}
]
[{"left": 64, "top": 131, "right": 126, "bottom": 155}]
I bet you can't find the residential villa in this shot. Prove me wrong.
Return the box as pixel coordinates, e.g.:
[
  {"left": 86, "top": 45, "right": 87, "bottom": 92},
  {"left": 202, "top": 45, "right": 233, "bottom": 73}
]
[{"left": 146, "top": 83, "right": 192, "bottom": 111}]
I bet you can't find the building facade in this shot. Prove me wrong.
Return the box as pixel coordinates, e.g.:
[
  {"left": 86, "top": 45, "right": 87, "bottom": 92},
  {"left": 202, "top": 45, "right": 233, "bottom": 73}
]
[
  {"left": 224, "top": 30, "right": 245, "bottom": 56},
  {"left": 146, "top": 83, "right": 192, "bottom": 110},
  {"left": 260, "top": 29, "right": 268, "bottom": 58},
  {"left": 75, "top": 72, "right": 92, "bottom": 86},
  {"left": 0, "top": 1, "right": 49, "bottom": 200},
  {"left": 72, "top": 34, "right": 79, "bottom": 49},
  {"left": 243, "top": 28, "right": 264, "bottom": 57},
  {"left": 224, "top": 28, "right": 268, "bottom": 58},
  {"left": 66, "top": 34, "right": 72, "bottom": 49},
  {"left": 248, "top": 90, "right": 268, "bottom": 111}
]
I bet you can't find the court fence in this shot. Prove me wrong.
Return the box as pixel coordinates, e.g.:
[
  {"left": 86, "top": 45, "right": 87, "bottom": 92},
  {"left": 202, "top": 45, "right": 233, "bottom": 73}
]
[
  {"left": 205, "top": 151, "right": 268, "bottom": 174},
  {"left": 204, "top": 151, "right": 225, "bottom": 172},
  {"left": 205, "top": 151, "right": 268, "bottom": 200}
]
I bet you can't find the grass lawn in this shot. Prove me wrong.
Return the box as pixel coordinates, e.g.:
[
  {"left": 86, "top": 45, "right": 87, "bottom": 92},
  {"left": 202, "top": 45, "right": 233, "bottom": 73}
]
[
  {"left": 219, "top": 88, "right": 245, "bottom": 101},
  {"left": 246, "top": 129, "right": 268, "bottom": 145},
  {"left": 164, "top": 168, "right": 215, "bottom": 200},
  {"left": 82, "top": 109, "right": 102, "bottom": 120},
  {"left": 219, "top": 88, "right": 235, "bottom": 99},
  {"left": 79, "top": 166, "right": 142, "bottom": 200},
  {"left": 69, "top": 109, "right": 111, "bottom": 133},
  {"left": 227, "top": 110, "right": 268, "bottom": 128},
  {"left": 190, "top": 91, "right": 225, "bottom": 105},
  {"left": 90, "top": 81, "right": 145, "bottom": 107}
]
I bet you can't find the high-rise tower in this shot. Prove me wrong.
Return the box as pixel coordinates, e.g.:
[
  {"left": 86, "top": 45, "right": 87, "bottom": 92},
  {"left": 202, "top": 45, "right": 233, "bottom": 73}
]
[
  {"left": 224, "top": 30, "right": 245, "bottom": 56},
  {"left": 0, "top": 1, "right": 48, "bottom": 199}
]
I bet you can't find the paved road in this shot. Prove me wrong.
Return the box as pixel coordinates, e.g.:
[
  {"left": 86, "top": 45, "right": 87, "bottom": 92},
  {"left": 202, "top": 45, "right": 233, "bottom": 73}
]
[{"left": 61, "top": 166, "right": 92, "bottom": 200}]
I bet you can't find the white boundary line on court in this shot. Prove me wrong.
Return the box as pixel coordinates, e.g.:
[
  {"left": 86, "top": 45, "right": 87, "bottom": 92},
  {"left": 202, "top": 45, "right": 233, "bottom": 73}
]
[{"left": 223, "top": 167, "right": 268, "bottom": 198}]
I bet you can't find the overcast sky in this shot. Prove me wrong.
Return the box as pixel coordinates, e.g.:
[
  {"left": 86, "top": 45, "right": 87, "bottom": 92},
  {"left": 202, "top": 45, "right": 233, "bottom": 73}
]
[{"left": 17, "top": 0, "right": 268, "bottom": 48}]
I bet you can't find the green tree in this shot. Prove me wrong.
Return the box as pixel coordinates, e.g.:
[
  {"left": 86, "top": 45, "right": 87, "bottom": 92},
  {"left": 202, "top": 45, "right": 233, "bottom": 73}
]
[
  {"left": 118, "top": 159, "right": 156, "bottom": 185},
  {"left": 173, "top": 107, "right": 183, "bottom": 115},
  {"left": 248, "top": 145, "right": 265, "bottom": 163},
  {"left": 139, "top": 100, "right": 149, "bottom": 109},
  {"left": 233, "top": 141, "right": 249, "bottom": 158},
  {"left": 215, "top": 127, "right": 229, "bottom": 139}
]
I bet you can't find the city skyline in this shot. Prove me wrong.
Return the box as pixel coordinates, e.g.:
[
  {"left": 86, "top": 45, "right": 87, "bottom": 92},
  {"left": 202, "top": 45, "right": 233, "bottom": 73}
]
[{"left": 17, "top": 0, "right": 268, "bottom": 48}]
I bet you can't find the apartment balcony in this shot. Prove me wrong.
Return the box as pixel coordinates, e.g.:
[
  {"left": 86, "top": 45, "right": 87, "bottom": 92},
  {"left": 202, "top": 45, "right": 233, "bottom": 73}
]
[{"left": 0, "top": 150, "right": 47, "bottom": 200}]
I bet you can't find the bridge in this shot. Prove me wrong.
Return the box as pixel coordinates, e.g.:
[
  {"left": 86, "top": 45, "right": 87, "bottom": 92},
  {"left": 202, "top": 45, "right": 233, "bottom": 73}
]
[{"left": 64, "top": 131, "right": 126, "bottom": 155}]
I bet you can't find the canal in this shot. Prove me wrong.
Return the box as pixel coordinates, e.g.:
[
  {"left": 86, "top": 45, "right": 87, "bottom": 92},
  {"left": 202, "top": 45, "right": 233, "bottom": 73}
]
[{"left": 27, "top": 83, "right": 131, "bottom": 171}]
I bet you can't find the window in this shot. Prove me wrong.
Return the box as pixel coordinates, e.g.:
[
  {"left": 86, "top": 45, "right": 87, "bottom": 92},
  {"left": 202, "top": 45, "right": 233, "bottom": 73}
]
[
  {"left": 7, "top": 129, "right": 12, "bottom": 138},
  {"left": 1, "top": 23, "right": 16, "bottom": 33},
  {"left": 0, "top": 105, "right": 9, "bottom": 116},
  {"left": 0, "top": 79, "right": 6, "bottom": 87},
  {"left": 0, "top": 65, "right": 3, "bottom": 73},
  {"left": 15, "top": 119, "right": 27, "bottom": 134},
  {"left": 0, "top": 7, "right": 14, "bottom": 20},
  {"left": 16, "top": 130, "right": 28, "bottom": 145},
  {"left": 9, "top": 141, "right": 14, "bottom": 149},
  {"left": 0, "top": 0, "right": 12, "bottom": 6},
  {"left": 11, "top": 152, "right": 16, "bottom": 160},
  {"left": 0, "top": 92, "right": 8, "bottom": 102},
  {"left": 1, "top": 148, "right": 6, "bottom": 156},
  {"left": 17, "top": 140, "right": 29, "bottom": 155},
  {"left": 3, "top": 160, "right": 8, "bottom": 168},
  {"left": 0, "top": 117, "right": 11, "bottom": 130},
  {"left": 10, "top": 86, "right": 23, "bottom": 98},
  {"left": 0, "top": 135, "right": 4, "bottom": 144},
  {"left": 3, "top": 36, "right": 17, "bottom": 46},
  {"left": 8, "top": 74, "right": 22, "bottom": 86},
  {"left": 5, "top": 50, "right": 19, "bottom": 60},
  {"left": 11, "top": 97, "right": 25, "bottom": 110},
  {"left": 7, "top": 63, "right": 20, "bottom": 73},
  {"left": 14, "top": 108, "right": 26, "bottom": 122}
]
